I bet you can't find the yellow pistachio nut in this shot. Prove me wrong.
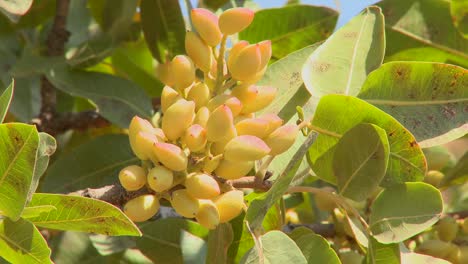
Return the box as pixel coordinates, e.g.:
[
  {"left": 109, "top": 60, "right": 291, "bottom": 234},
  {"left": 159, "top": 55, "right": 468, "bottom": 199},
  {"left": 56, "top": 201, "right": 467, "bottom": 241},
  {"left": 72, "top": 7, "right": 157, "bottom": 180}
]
[
  {"left": 214, "top": 190, "right": 244, "bottom": 223},
  {"left": 215, "top": 159, "right": 254, "bottom": 180},
  {"left": 196, "top": 199, "right": 220, "bottom": 230},
  {"left": 219, "top": 7, "right": 255, "bottom": 35},
  {"left": 235, "top": 117, "right": 271, "bottom": 138},
  {"left": 227, "top": 40, "right": 249, "bottom": 71},
  {"left": 123, "top": 194, "right": 160, "bottom": 222},
  {"left": 206, "top": 105, "right": 235, "bottom": 142},
  {"left": 224, "top": 135, "right": 270, "bottom": 162},
  {"left": 185, "top": 31, "right": 213, "bottom": 71},
  {"left": 156, "top": 62, "right": 174, "bottom": 87},
  {"left": 258, "top": 113, "right": 283, "bottom": 134},
  {"left": 187, "top": 82, "right": 211, "bottom": 110},
  {"left": 171, "top": 189, "right": 200, "bottom": 218},
  {"left": 152, "top": 142, "right": 188, "bottom": 171},
  {"left": 161, "top": 86, "right": 181, "bottom": 113},
  {"left": 162, "top": 99, "right": 195, "bottom": 141},
  {"left": 147, "top": 165, "right": 174, "bottom": 192},
  {"left": 240, "top": 85, "right": 277, "bottom": 114},
  {"left": 203, "top": 154, "right": 223, "bottom": 174},
  {"left": 207, "top": 94, "right": 243, "bottom": 117},
  {"left": 184, "top": 124, "right": 207, "bottom": 152},
  {"left": 229, "top": 43, "right": 262, "bottom": 81},
  {"left": 194, "top": 106, "right": 210, "bottom": 128},
  {"left": 185, "top": 173, "right": 221, "bottom": 199},
  {"left": 211, "top": 125, "right": 237, "bottom": 155},
  {"left": 191, "top": 8, "right": 222, "bottom": 47},
  {"left": 171, "top": 55, "right": 196, "bottom": 91},
  {"left": 129, "top": 116, "right": 155, "bottom": 156},
  {"left": 258, "top": 40, "right": 272, "bottom": 69},
  {"left": 134, "top": 132, "right": 159, "bottom": 162},
  {"left": 264, "top": 124, "right": 299, "bottom": 155},
  {"left": 119, "top": 165, "right": 147, "bottom": 191}
]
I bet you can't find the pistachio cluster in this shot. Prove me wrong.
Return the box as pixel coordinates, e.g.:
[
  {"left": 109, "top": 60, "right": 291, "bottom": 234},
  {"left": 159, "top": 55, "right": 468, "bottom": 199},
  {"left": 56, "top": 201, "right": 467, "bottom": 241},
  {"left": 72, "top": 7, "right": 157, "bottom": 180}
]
[{"left": 119, "top": 7, "right": 299, "bottom": 229}]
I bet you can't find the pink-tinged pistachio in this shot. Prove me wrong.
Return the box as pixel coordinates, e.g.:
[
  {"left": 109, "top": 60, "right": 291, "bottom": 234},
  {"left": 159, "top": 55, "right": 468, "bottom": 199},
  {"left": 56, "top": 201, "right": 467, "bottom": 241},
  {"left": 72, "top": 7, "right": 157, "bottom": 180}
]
[
  {"left": 213, "top": 190, "right": 244, "bottom": 223},
  {"left": 185, "top": 173, "right": 221, "bottom": 199},
  {"left": 203, "top": 154, "right": 223, "bottom": 173},
  {"left": 147, "top": 165, "right": 174, "bottom": 192},
  {"left": 224, "top": 135, "right": 270, "bottom": 161},
  {"left": 194, "top": 106, "right": 210, "bottom": 127},
  {"left": 229, "top": 44, "right": 262, "bottom": 81},
  {"left": 187, "top": 82, "right": 210, "bottom": 110},
  {"left": 152, "top": 142, "right": 188, "bottom": 171},
  {"left": 233, "top": 113, "right": 255, "bottom": 124},
  {"left": 134, "top": 132, "right": 159, "bottom": 162},
  {"left": 207, "top": 94, "right": 243, "bottom": 116},
  {"left": 219, "top": 8, "right": 255, "bottom": 35},
  {"left": 124, "top": 195, "right": 160, "bottom": 222},
  {"left": 162, "top": 99, "right": 195, "bottom": 141},
  {"left": 129, "top": 116, "right": 155, "bottom": 156},
  {"left": 243, "top": 65, "right": 267, "bottom": 84},
  {"left": 235, "top": 117, "right": 271, "bottom": 138},
  {"left": 161, "top": 86, "right": 181, "bottom": 113},
  {"left": 156, "top": 62, "right": 174, "bottom": 87},
  {"left": 185, "top": 31, "right": 213, "bottom": 71},
  {"left": 227, "top": 40, "right": 249, "bottom": 71},
  {"left": 196, "top": 199, "right": 220, "bottom": 229},
  {"left": 264, "top": 124, "right": 299, "bottom": 155},
  {"left": 191, "top": 8, "right": 222, "bottom": 46},
  {"left": 258, "top": 113, "right": 283, "bottom": 134},
  {"left": 171, "top": 55, "right": 196, "bottom": 91},
  {"left": 215, "top": 159, "right": 254, "bottom": 180},
  {"left": 211, "top": 126, "right": 237, "bottom": 155},
  {"left": 119, "top": 165, "right": 147, "bottom": 191},
  {"left": 231, "top": 84, "right": 257, "bottom": 106},
  {"left": 171, "top": 189, "right": 199, "bottom": 218},
  {"left": 184, "top": 124, "right": 207, "bottom": 152},
  {"left": 153, "top": 127, "right": 167, "bottom": 142},
  {"left": 258, "top": 40, "right": 272, "bottom": 69},
  {"left": 206, "top": 105, "right": 235, "bottom": 142},
  {"left": 241, "top": 85, "right": 277, "bottom": 114}
]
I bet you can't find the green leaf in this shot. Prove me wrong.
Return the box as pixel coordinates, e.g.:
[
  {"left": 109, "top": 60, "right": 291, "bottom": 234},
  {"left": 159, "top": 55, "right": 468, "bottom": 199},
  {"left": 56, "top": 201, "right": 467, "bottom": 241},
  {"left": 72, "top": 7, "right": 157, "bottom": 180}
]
[
  {"left": 0, "top": 123, "right": 39, "bottom": 220},
  {"left": 140, "top": 0, "right": 186, "bottom": 63},
  {"left": 344, "top": 213, "right": 369, "bottom": 248},
  {"left": 21, "top": 205, "right": 56, "bottom": 219},
  {"left": 112, "top": 41, "right": 164, "bottom": 97},
  {"left": 256, "top": 44, "right": 321, "bottom": 179},
  {"left": 88, "top": 234, "right": 136, "bottom": 256},
  {"left": 26, "top": 193, "right": 141, "bottom": 236},
  {"left": 27, "top": 132, "right": 56, "bottom": 203},
  {"left": 206, "top": 223, "right": 233, "bottom": 264},
  {"left": 239, "top": 5, "right": 338, "bottom": 61},
  {"left": 42, "top": 134, "right": 138, "bottom": 193},
  {"left": 333, "top": 123, "right": 390, "bottom": 201},
  {"left": 101, "top": 0, "right": 138, "bottom": 40},
  {"left": 441, "top": 152, "right": 468, "bottom": 186},
  {"left": 308, "top": 95, "right": 427, "bottom": 187},
  {"left": 288, "top": 227, "right": 340, "bottom": 264},
  {"left": 137, "top": 218, "right": 209, "bottom": 264},
  {"left": 240, "top": 230, "right": 307, "bottom": 264},
  {"left": 0, "top": 80, "right": 13, "bottom": 123},
  {"left": 0, "top": 218, "right": 52, "bottom": 264},
  {"left": 451, "top": 0, "right": 468, "bottom": 38},
  {"left": 180, "top": 230, "right": 207, "bottom": 264},
  {"left": 45, "top": 67, "right": 152, "bottom": 128},
  {"left": 369, "top": 182, "right": 443, "bottom": 244},
  {"left": 367, "top": 237, "right": 400, "bottom": 264},
  {"left": 378, "top": 0, "right": 468, "bottom": 68},
  {"left": 399, "top": 243, "right": 451, "bottom": 264},
  {"left": 246, "top": 133, "right": 316, "bottom": 230},
  {"left": 203, "top": 0, "right": 229, "bottom": 10},
  {"left": 358, "top": 62, "right": 468, "bottom": 148},
  {"left": 302, "top": 6, "right": 385, "bottom": 98}
]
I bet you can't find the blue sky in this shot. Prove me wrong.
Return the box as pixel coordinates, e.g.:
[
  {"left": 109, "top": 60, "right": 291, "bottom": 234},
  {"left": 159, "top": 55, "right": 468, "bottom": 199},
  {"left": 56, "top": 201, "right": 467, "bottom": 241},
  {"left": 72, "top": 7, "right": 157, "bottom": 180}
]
[{"left": 255, "top": 0, "right": 379, "bottom": 29}]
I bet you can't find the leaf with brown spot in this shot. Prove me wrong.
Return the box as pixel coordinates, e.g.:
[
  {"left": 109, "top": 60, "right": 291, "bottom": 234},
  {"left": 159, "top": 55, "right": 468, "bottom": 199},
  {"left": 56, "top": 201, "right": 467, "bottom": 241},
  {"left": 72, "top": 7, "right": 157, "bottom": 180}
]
[{"left": 359, "top": 62, "right": 468, "bottom": 148}]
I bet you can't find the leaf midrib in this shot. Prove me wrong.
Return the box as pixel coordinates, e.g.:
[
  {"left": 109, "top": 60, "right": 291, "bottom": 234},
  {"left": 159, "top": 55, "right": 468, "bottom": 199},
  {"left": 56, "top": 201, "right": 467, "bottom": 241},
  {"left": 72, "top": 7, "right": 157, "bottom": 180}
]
[{"left": 0, "top": 231, "right": 43, "bottom": 263}]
